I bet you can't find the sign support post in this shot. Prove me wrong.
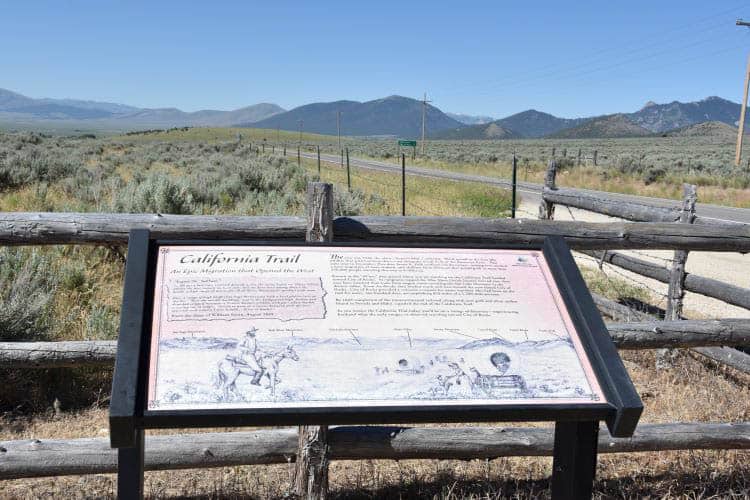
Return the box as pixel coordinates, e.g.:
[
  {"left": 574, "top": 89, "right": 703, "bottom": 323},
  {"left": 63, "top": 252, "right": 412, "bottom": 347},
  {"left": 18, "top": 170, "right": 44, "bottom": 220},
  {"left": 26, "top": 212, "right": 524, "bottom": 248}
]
[
  {"left": 401, "top": 153, "right": 406, "bottom": 216},
  {"left": 551, "top": 421, "right": 599, "bottom": 499}
]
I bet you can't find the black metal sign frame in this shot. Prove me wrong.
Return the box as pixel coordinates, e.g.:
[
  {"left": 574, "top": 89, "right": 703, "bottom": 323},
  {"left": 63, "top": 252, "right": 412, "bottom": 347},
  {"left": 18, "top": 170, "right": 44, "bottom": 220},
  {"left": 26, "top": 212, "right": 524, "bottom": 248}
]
[{"left": 110, "top": 229, "right": 642, "bottom": 499}]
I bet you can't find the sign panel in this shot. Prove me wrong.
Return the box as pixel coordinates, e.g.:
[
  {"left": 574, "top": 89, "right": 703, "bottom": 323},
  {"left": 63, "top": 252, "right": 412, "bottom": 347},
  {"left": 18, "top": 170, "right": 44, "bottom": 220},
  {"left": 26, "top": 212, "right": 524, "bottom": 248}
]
[
  {"left": 398, "top": 140, "right": 417, "bottom": 147},
  {"left": 145, "top": 245, "right": 606, "bottom": 412}
]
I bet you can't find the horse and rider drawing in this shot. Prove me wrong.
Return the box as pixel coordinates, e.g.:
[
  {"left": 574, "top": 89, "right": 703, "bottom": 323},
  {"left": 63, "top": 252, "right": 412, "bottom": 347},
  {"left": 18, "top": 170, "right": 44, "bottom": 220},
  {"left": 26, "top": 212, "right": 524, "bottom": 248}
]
[{"left": 216, "top": 327, "right": 299, "bottom": 400}]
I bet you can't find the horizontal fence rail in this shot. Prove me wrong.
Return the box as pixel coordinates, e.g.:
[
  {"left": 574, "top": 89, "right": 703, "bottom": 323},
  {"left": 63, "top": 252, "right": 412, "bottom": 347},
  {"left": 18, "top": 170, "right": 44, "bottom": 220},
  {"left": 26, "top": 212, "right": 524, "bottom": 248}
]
[
  {"left": 580, "top": 250, "right": 750, "bottom": 310},
  {"left": 542, "top": 187, "right": 746, "bottom": 227},
  {"left": 3, "top": 319, "right": 749, "bottom": 369},
  {"left": 0, "top": 340, "right": 117, "bottom": 368},
  {"left": 2, "top": 213, "right": 750, "bottom": 251},
  {"left": 542, "top": 187, "right": 682, "bottom": 223},
  {"left": 1, "top": 422, "right": 749, "bottom": 480}
]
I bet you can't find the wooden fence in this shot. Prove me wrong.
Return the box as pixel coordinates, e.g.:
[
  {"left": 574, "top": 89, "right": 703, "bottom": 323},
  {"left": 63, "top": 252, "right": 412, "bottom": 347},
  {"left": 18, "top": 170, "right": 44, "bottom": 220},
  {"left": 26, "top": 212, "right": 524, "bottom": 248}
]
[
  {"left": 538, "top": 159, "right": 750, "bottom": 373},
  {"left": 1, "top": 179, "right": 750, "bottom": 495}
]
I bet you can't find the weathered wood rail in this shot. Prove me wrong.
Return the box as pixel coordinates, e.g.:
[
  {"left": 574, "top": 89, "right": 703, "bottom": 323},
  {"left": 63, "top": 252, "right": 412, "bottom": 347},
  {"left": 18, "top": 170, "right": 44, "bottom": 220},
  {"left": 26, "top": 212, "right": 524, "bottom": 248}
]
[
  {"left": 580, "top": 250, "right": 750, "bottom": 310},
  {"left": 3, "top": 318, "right": 750, "bottom": 369},
  {"left": 540, "top": 166, "right": 750, "bottom": 376},
  {"left": 2, "top": 212, "right": 750, "bottom": 251},
  {"left": 0, "top": 340, "right": 118, "bottom": 368},
  {"left": 542, "top": 186, "right": 746, "bottom": 227},
  {"left": 2, "top": 422, "right": 749, "bottom": 480}
]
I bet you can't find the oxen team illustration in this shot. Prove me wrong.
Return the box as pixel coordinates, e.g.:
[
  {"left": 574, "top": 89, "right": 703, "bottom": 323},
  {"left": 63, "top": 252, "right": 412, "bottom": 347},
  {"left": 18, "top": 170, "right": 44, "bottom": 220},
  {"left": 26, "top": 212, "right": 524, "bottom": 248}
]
[{"left": 215, "top": 327, "right": 527, "bottom": 403}]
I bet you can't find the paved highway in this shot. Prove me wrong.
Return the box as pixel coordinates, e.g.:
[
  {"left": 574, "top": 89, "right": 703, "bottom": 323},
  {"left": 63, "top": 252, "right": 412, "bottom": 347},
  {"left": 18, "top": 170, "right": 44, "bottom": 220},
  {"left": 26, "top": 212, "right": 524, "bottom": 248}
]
[{"left": 300, "top": 150, "right": 750, "bottom": 225}]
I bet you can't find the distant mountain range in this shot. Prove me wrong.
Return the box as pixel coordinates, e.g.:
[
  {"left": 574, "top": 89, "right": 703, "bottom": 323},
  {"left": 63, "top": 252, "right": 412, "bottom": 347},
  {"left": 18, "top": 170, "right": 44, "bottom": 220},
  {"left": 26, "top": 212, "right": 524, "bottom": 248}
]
[
  {"left": 247, "top": 95, "right": 463, "bottom": 138},
  {"left": 548, "top": 114, "right": 652, "bottom": 139},
  {"left": 435, "top": 96, "right": 749, "bottom": 140},
  {"left": 0, "top": 88, "right": 284, "bottom": 129},
  {"left": 0, "top": 87, "right": 747, "bottom": 139}
]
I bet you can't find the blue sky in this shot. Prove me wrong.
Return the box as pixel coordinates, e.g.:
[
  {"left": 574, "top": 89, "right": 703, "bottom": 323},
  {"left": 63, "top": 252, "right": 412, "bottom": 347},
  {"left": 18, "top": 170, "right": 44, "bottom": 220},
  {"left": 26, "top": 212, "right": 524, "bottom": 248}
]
[{"left": 2, "top": 1, "right": 750, "bottom": 118}]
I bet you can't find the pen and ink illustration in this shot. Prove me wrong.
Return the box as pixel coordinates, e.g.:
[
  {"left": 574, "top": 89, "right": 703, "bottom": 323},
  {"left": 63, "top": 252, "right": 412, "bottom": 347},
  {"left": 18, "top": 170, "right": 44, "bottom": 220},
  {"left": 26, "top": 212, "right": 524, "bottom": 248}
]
[{"left": 150, "top": 327, "right": 598, "bottom": 409}]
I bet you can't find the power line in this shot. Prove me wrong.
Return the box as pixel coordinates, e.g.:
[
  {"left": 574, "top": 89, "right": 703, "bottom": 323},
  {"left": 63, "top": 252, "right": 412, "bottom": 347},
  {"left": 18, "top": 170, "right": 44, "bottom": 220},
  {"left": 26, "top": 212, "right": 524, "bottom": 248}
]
[
  {"left": 434, "top": 3, "right": 746, "bottom": 99},
  {"left": 421, "top": 92, "right": 431, "bottom": 155},
  {"left": 472, "top": 41, "right": 748, "bottom": 108},
  {"left": 466, "top": 31, "right": 737, "bottom": 101}
]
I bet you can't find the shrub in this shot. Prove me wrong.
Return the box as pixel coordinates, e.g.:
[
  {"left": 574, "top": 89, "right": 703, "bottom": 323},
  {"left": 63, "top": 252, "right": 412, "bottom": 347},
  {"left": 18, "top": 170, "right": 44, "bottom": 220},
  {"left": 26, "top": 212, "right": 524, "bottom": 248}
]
[
  {"left": 0, "top": 249, "right": 57, "bottom": 340},
  {"left": 643, "top": 167, "right": 666, "bottom": 185},
  {"left": 86, "top": 305, "right": 119, "bottom": 340},
  {"left": 335, "top": 188, "right": 366, "bottom": 216},
  {"left": 112, "top": 174, "right": 195, "bottom": 214}
]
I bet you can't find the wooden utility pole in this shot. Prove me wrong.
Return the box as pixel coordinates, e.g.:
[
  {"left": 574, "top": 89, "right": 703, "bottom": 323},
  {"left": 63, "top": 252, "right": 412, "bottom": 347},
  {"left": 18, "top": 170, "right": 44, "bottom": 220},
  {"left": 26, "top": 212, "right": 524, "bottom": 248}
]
[
  {"left": 735, "top": 20, "right": 750, "bottom": 166},
  {"left": 336, "top": 111, "right": 342, "bottom": 150},
  {"left": 298, "top": 119, "right": 303, "bottom": 146},
  {"left": 421, "top": 92, "right": 431, "bottom": 155}
]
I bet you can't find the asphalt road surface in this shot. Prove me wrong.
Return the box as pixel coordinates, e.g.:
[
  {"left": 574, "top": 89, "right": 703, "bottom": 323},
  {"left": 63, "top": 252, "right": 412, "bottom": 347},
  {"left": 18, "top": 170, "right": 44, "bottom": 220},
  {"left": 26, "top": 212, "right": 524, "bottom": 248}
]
[{"left": 300, "top": 150, "right": 750, "bottom": 225}]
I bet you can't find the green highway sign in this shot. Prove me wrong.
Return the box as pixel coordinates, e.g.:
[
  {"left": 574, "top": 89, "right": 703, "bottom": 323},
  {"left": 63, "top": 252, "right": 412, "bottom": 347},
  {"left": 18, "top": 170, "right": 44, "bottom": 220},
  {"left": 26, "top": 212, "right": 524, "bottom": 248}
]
[{"left": 398, "top": 140, "right": 417, "bottom": 147}]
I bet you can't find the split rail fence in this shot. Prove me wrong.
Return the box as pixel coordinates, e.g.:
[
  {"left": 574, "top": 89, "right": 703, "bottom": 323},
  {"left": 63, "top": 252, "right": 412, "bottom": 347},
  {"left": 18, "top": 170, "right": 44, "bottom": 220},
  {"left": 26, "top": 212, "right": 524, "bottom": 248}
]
[
  {"left": 1, "top": 180, "right": 750, "bottom": 493},
  {"left": 539, "top": 159, "right": 750, "bottom": 372}
]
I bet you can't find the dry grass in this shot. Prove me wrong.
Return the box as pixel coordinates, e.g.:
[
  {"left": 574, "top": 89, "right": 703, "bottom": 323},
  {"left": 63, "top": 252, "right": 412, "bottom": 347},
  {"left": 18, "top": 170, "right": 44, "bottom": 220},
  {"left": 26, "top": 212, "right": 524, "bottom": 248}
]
[
  {"left": 2, "top": 133, "right": 749, "bottom": 498},
  {"left": 303, "top": 157, "right": 513, "bottom": 218},
  {"left": 1, "top": 349, "right": 749, "bottom": 498}
]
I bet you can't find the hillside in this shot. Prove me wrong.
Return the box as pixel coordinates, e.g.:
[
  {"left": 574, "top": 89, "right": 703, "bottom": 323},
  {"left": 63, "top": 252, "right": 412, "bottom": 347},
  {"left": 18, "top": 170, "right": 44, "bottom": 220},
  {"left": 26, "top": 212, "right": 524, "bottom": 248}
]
[
  {"left": 248, "top": 95, "right": 462, "bottom": 138},
  {"left": 662, "top": 121, "right": 739, "bottom": 139},
  {"left": 495, "top": 110, "right": 588, "bottom": 138},
  {"left": 113, "top": 103, "right": 285, "bottom": 128},
  {"left": 627, "top": 96, "right": 746, "bottom": 133},
  {"left": 0, "top": 88, "right": 284, "bottom": 129},
  {"left": 548, "top": 114, "right": 652, "bottom": 139},
  {"left": 438, "top": 110, "right": 587, "bottom": 140},
  {"left": 433, "top": 122, "right": 522, "bottom": 140}
]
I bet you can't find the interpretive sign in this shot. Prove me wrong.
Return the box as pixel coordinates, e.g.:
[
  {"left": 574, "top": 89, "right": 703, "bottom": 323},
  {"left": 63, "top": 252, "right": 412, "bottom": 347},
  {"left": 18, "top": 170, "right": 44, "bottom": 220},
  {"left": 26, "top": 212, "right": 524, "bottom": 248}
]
[
  {"left": 147, "top": 245, "right": 604, "bottom": 411},
  {"left": 110, "top": 230, "right": 642, "bottom": 500}
]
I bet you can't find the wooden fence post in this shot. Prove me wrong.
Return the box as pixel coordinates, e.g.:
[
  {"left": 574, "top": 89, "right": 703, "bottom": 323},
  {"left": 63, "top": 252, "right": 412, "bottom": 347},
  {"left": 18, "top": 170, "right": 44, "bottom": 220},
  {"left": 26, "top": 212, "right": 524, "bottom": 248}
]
[
  {"left": 538, "top": 160, "right": 558, "bottom": 220},
  {"left": 577, "top": 149, "right": 582, "bottom": 166},
  {"left": 658, "top": 184, "right": 697, "bottom": 369},
  {"left": 295, "top": 182, "right": 333, "bottom": 499},
  {"left": 593, "top": 150, "right": 598, "bottom": 166}
]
